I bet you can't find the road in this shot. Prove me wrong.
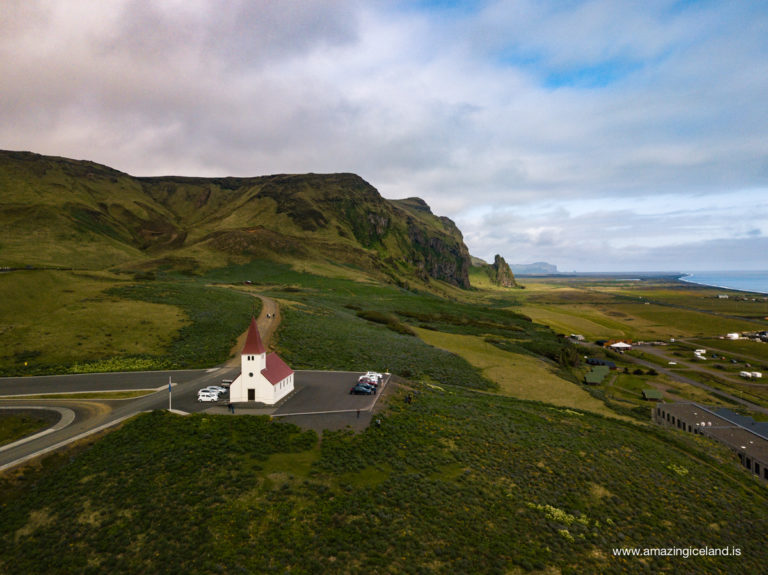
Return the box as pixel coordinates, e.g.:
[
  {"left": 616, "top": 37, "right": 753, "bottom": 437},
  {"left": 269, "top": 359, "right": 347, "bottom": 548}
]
[
  {"left": 575, "top": 340, "right": 768, "bottom": 416},
  {"left": 0, "top": 293, "right": 281, "bottom": 472},
  {"left": 622, "top": 345, "right": 768, "bottom": 416},
  {"left": 0, "top": 366, "right": 241, "bottom": 472},
  {"left": 0, "top": 294, "right": 390, "bottom": 471}
]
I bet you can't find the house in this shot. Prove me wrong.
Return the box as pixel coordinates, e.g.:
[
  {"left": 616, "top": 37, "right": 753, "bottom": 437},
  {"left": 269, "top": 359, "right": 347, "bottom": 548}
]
[
  {"left": 229, "top": 317, "right": 294, "bottom": 404},
  {"left": 642, "top": 389, "right": 663, "bottom": 401},
  {"left": 654, "top": 403, "right": 768, "bottom": 483},
  {"left": 586, "top": 358, "right": 617, "bottom": 369}
]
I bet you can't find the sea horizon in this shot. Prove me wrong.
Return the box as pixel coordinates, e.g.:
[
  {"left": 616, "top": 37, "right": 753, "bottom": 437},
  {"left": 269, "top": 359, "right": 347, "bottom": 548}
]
[
  {"left": 519, "top": 269, "right": 768, "bottom": 295},
  {"left": 678, "top": 270, "right": 768, "bottom": 295}
]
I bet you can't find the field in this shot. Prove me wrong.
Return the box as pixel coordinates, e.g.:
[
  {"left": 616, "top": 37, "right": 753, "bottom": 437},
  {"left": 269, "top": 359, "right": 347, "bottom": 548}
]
[
  {"left": 0, "top": 270, "right": 258, "bottom": 376},
  {"left": 2, "top": 389, "right": 768, "bottom": 574},
  {"left": 413, "top": 327, "right": 628, "bottom": 420},
  {"left": 3, "top": 264, "right": 768, "bottom": 572}
]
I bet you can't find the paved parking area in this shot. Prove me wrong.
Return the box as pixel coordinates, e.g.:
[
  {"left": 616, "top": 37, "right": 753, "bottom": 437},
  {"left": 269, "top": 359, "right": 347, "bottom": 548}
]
[
  {"left": 274, "top": 371, "right": 385, "bottom": 416},
  {"left": 203, "top": 370, "right": 392, "bottom": 432}
]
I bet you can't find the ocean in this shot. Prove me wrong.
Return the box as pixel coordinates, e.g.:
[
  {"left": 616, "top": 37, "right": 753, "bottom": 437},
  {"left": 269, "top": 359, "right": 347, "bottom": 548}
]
[{"left": 680, "top": 271, "right": 768, "bottom": 295}]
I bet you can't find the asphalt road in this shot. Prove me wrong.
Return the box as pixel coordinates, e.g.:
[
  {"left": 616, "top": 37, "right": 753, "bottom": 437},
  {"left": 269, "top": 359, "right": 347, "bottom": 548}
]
[
  {"left": 0, "top": 369, "right": 208, "bottom": 396},
  {"left": 0, "top": 368, "right": 391, "bottom": 471},
  {"left": 0, "top": 366, "right": 241, "bottom": 471},
  {"left": 0, "top": 293, "right": 291, "bottom": 471}
]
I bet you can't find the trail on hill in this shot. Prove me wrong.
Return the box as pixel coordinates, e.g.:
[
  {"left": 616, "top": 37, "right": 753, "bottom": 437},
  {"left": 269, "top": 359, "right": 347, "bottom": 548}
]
[{"left": 226, "top": 294, "right": 281, "bottom": 366}]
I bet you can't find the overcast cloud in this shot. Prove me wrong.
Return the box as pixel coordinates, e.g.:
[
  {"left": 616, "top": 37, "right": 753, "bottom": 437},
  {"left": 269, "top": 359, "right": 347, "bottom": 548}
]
[{"left": 2, "top": 0, "right": 767, "bottom": 271}]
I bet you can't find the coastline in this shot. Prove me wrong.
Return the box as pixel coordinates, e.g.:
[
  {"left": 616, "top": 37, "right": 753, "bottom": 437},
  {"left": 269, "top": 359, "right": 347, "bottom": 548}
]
[{"left": 678, "top": 271, "right": 768, "bottom": 296}]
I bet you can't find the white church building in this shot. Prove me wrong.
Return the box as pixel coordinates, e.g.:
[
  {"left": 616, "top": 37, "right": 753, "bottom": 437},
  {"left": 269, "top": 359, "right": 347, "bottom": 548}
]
[{"left": 229, "top": 317, "right": 294, "bottom": 404}]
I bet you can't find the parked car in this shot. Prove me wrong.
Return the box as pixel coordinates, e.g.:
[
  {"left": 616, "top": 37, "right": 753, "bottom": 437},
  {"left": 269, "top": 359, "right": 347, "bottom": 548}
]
[
  {"left": 358, "top": 376, "right": 378, "bottom": 387},
  {"left": 350, "top": 383, "right": 375, "bottom": 395},
  {"left": 363, "top": 371, "right": 383, "bottom": 381},
  {"left": 198, "top": 391, "right": 219, "bottom": 402},
  {"left": 204, "top": 386, "right": 228, "bottom": 395}
]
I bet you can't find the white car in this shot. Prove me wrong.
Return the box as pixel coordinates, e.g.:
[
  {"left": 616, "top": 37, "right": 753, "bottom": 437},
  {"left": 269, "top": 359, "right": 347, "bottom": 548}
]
[
  {"left": 198, "top": 391, "right": 219, "bottom": 402},
  {"left": 203, "top": 386, "right": 227, "bottom": 395},
  {"left": 361, "top": 371, "right": 383, "bottom": 382}
]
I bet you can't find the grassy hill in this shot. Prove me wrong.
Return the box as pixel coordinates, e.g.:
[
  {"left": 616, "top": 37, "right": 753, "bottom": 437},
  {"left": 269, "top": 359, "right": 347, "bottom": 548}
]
[
  {"left": 0, "top": 150, "right": 471, "bottom": 289},
  {"left": 1, "top": 386, "right": 765, "bottom": 574}
]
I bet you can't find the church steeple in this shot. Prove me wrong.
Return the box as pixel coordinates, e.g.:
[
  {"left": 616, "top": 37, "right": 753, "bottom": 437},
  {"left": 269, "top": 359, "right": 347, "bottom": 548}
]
[
  {"left": 242, "top": 316, "right": 265, "bottom": 355},
  {"left": 241, "top": 316, "right": 266, "bottom": 375}
]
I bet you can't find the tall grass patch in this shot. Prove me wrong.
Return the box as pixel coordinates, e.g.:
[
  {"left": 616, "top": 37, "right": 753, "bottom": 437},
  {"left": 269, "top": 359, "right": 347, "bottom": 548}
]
[{"left": 0, "top": 271, "right": 187, "bottom": 375}]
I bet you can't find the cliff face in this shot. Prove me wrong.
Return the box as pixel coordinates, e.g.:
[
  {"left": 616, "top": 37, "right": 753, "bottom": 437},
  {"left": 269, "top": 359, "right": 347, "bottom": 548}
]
[
  {"left": 487, "top": 254, "right": 518, "bottom": 288},
  {"left": 0, "top": 150, "right": 473, "bottom": 289}
]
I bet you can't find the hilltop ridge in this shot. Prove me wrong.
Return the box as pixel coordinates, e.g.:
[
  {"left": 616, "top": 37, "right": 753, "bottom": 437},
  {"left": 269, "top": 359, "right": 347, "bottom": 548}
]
[{"left": 0, "top": 150, "right": 472, "bottom": 289}]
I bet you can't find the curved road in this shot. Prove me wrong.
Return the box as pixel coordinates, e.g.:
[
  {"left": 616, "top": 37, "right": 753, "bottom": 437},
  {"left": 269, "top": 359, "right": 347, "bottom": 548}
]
[{"left": 0, "top": 294, "right": 281, "bottom": 472}]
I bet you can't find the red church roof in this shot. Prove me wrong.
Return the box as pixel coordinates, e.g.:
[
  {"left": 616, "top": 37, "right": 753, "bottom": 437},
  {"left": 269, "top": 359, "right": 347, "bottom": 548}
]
[
  {"left": 261, "top": 353, "right": 294, "bottom": 385},
  {"left": 242, "top": 317, "right": 266, "bottom": 355}
]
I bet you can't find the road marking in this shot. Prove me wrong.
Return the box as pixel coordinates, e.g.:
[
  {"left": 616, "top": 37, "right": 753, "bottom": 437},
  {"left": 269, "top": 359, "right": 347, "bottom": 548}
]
[
  {"left": 0, "top": 411, "right": 146, "bottom": 473},
  {"left": 0, "top": 406, "right": 76, "bottom": 453},
  {"left": 0, "top": 388, "right": 160, "bottom": 398}
]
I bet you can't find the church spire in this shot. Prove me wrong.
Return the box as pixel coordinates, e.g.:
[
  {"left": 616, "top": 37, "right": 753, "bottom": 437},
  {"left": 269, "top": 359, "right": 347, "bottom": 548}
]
[{"left": 242, "top": 316, "right": 265, "bottom": 355}]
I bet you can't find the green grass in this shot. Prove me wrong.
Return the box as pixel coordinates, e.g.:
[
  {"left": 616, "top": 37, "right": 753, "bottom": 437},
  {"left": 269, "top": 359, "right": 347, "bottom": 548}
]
[
  {"left": 0, "top": 270, "right": 259, "bottom": 375},
  {"left": 0, "top": 413, "right": 52, "bottom": 447},
  {"left": 107, "top": 279, "right": 258, "bottom": 369},
  {"left": 688, "top": 338, "right": 768, "bottom": 366},
  {"left": 0, "top": 270, "right": 187, "bottom": 375},
  {"left": 517, "top": 277, "right": 768, "bottom": 342},
  {"left": 1, "top": 389, "right": 766, "bottom": 574},
  {"left": 612, "top": 303, "right": 762, "bottom": 338}
]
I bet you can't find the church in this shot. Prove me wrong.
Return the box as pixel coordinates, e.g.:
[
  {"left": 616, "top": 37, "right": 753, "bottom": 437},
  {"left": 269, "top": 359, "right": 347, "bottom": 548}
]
[{"left": 229, "top": 317, "right": 294, "bottom": 404}]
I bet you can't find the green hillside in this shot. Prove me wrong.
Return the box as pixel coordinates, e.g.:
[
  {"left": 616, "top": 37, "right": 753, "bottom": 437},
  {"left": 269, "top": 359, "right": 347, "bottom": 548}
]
[
  {"left": 2, "top": 152, "right": 767, "bottom": 573},
  {"left": 1, "top": 387, "right": 765, "bottom": 574},
  {"left": 0, "top": 150, "right": 471, "bottom": 289}
]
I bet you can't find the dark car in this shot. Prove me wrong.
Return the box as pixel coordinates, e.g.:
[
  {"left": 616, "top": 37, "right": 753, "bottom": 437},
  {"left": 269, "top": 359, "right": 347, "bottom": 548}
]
[
  {"left": 358, "top": 376, "right": 378, "bottom": 387},
  {"left": 350, "top": 383, "right": 375, "bottom": 395}
]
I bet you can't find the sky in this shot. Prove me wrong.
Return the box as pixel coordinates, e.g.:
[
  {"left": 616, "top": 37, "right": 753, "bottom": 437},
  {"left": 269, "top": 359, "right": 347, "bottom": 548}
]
[{"left": 2, "top": 0, "right": 767, "bottom": 272}]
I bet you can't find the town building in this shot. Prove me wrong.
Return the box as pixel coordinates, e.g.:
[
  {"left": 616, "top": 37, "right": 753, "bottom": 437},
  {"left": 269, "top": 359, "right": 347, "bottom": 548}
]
[
  {"left": 229, "top": 317, "right": 294, "bottom": 404},
  {"left": 653, "top": 402, "right": 768, "bottom": 483}
]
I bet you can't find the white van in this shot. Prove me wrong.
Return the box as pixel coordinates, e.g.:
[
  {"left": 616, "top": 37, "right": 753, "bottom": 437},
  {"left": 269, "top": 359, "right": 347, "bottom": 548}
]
[{"left": 198, "top": 391, "right": 219, "bottom": 402}]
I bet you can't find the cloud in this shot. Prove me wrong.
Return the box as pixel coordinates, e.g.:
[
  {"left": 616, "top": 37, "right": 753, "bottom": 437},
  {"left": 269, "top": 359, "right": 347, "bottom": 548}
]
[{"left": 0, "top": 0, "right": 766, "bottom": 271}]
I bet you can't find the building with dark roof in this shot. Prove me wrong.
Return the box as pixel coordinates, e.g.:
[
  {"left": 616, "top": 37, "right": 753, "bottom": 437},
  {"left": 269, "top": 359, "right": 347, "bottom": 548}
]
[
  {"left": 586, "top": 358, "right": 617, "bottom": 369},
  {"left": 654, "top": 402, "right": 768, "bottom": 483},
  {"left": 229, "top": 317, "right": 294, "bottom": 404}
]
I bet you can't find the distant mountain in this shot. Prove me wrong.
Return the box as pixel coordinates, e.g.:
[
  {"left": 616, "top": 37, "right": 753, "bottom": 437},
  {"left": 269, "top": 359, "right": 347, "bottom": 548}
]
[
  {"left": 0, "top": 150, "right": 471, "bottom": 289},
  {"left": 509, "top": 261, "right": 559, "bottom": 275}
]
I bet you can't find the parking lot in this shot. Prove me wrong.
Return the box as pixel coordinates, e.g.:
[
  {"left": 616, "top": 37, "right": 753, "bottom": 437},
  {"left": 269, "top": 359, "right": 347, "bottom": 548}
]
[
  {"left": 200, "top": 370, "right": 392, "bottom": 431},
  {"left": 274, "top": 371, "right": 385, "bottom": 415}
]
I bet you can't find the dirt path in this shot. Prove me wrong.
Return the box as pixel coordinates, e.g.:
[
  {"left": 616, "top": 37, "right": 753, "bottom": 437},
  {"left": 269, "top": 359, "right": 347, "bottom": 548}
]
[{"left": 225, "top": 294, "right": 281, "bottom": 367}]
